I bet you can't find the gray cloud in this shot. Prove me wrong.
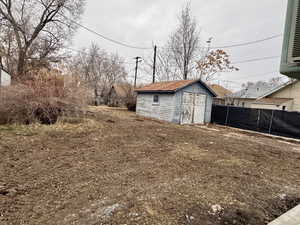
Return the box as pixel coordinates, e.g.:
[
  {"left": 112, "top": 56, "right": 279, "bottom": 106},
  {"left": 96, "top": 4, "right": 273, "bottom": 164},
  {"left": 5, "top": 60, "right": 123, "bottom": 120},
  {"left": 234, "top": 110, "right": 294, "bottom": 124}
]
[{"left": 72, "top": 0, "right": 288, "bottom": 90}]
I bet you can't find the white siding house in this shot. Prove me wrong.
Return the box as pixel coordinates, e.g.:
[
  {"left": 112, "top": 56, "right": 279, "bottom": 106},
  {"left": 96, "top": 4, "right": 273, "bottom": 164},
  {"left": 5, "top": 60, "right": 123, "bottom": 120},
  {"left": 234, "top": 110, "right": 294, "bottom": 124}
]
[
  {"left": 225, "top": 82, "right": 275, "bottom": 107},
  {"left": 251, "top": 79, "right": 300, "bottom": 112},
  {"left": 0, "top": 69, "right": 11, "bottom": 86},
  {"left": 135, "top": 80, "right": 216, "bottom": 124}
]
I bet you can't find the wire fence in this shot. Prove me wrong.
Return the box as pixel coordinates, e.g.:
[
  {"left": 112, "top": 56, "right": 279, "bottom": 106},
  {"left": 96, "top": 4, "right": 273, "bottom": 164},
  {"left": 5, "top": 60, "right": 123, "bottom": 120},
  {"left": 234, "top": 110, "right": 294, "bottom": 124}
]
[{"left": 211, "top": 105, "right": 300, "bottom": 139}]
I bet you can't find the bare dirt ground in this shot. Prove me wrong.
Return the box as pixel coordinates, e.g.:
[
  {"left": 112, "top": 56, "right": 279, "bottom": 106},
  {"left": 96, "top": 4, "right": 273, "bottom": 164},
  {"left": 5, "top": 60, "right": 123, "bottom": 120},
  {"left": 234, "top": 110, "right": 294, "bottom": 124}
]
[{"left": 0, "top": 106, "right": 300, "bottom": 225}]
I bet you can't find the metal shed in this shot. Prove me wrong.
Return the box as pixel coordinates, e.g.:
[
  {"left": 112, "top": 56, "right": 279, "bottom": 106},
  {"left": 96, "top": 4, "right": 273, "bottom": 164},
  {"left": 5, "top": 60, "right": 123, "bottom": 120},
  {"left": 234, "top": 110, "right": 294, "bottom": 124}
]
[{"left": 135, "top": 80, "right": 216, "bottom": 124}]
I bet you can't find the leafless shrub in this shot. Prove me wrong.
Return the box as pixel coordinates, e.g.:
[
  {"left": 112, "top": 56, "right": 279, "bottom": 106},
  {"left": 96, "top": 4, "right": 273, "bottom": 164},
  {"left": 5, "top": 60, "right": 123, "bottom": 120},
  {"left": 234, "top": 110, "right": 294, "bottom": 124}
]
[
  {"left": 0, "top": 69, "right": 88, "bottom": 125},
  {"left": 122, "top": 85, "right": 138, "bottom": 112},
  {"left": 125, "top": 90, "right": 137, "bottom": 112}
]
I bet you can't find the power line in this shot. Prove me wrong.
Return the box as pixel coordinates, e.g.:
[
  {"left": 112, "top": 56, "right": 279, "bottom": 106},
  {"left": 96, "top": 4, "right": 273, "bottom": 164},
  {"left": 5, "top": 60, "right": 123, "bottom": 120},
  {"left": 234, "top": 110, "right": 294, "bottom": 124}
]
[
  {"left": 64, "top": 47, "right": 133, "bottom": 65},
  {"left": 211, "top": 34, "right": 283, "bottom": 49},
  {"left": 232, "top": 55, "right": 280, "bottom": 64},
  {"left": 59, "top": 13, "right": 152, "bottom": 50}
]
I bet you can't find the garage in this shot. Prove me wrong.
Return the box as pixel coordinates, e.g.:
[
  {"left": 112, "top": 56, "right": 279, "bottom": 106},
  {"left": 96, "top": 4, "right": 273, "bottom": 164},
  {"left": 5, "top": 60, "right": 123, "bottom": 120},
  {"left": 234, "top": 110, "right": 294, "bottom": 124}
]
[{"left": 135, "top": 79, "right": 216, "bottom": 124}]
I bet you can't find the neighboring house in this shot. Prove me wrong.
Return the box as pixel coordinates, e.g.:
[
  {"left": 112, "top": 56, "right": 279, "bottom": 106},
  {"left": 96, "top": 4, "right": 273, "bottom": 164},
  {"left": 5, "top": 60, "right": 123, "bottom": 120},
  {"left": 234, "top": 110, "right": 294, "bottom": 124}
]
[
  {"left": 0, "top": 68, "right": 11, "bottom": 86},
  {"left": 251, "top": 79, "right": 300, "bottom": 112},
  {"left": 135, "top": 79, "right": 216, "bottom": 124},
  {"left": 225, "top": 82, "right": 274, "bottom": 108},
  {"left": 107, "top": 84, "right": 133, "bottom": 107},
  {"left": 208, "top": 84, "right": 232, "bottom": 105}
]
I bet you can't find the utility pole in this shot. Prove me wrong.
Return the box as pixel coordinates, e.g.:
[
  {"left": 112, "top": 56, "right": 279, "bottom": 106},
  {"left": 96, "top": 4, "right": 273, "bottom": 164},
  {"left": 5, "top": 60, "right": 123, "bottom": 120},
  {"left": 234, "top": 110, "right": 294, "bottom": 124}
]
[
  {"left": 152, "top": 45, "right": 157, "bottom": 83},
  {"left": 134, "top": 56, "right": 142, "bottom": 88}
]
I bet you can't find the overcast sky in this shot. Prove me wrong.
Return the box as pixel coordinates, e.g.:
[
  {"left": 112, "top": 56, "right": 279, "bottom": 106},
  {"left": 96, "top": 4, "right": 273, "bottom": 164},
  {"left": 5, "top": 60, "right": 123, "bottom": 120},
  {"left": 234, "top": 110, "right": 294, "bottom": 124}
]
[{"left": 72, "top": 0, "right": 288, "bottom": 90}]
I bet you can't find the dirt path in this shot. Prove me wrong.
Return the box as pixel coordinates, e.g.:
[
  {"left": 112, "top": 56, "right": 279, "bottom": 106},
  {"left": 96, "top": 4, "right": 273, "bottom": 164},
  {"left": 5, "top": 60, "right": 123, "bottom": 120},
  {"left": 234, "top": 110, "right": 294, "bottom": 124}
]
[{"left": 0, "top": 107, "right": 300, "bottom": 225}]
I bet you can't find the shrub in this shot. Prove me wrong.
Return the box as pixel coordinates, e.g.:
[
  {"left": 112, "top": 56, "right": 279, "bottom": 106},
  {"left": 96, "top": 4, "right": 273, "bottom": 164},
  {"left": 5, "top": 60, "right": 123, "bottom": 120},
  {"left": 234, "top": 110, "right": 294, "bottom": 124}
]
[
  {"left": 0, "top": 69, "right": 88, "bottom": 125},
  {"left": 123, "top": 86, "right": 137, "bottom": 112},
  {"left": 126, "top": 101, "right": 136, "bottom": 112}
]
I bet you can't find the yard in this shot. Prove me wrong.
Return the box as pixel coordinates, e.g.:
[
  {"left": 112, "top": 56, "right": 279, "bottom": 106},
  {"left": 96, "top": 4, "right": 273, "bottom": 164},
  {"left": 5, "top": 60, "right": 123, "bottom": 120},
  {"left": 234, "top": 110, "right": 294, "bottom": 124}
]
[{"left": 1, "top": 107, "right": 300, "bottom": 225}]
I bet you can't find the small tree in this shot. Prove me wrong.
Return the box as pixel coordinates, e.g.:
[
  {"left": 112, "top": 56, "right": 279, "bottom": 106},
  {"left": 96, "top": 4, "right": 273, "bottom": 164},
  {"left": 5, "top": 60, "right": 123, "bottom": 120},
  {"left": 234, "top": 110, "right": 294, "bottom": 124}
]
[
  {"left": 168, "top": 2, "right": 200, "bottom": 80},
  {"left": 143, "top": 3, "right": 237, "bottom": 83},
  {"left": 197, "top": 49, "right": 239, "bottom": 81}
]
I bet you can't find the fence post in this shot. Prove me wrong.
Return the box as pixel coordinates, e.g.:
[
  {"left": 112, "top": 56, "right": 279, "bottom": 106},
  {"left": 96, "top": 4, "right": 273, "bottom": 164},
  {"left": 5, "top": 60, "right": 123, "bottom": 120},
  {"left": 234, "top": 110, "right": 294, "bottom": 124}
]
[
  {"left": 225, "top": 106, "right": 230, "bottom": 126},
  {"left": 257, "top": 109, "right": 261, "bottom": 131},
  {"left": 269, "top": 110, "right": 274, "bottom": 134}
]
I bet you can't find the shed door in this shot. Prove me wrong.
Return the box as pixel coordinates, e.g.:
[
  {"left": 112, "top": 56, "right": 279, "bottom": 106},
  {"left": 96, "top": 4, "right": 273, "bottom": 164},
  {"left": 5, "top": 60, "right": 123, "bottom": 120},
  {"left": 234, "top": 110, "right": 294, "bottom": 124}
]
[
  {"left": 181, "top": 92, "right": 194, "bottom": 124},
  {"left": 193, "top": 94, "right": 206, "bottom": 124}
]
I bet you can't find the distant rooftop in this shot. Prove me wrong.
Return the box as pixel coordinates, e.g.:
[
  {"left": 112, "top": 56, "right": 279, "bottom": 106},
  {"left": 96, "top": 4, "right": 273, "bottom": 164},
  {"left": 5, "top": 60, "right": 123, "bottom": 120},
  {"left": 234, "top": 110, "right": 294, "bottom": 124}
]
[
  {"left": 208, "top": 84, "right": 232, "bottom": 98},
  {"left": 230, "top": 82, "right": 275, "bottom": 99}
]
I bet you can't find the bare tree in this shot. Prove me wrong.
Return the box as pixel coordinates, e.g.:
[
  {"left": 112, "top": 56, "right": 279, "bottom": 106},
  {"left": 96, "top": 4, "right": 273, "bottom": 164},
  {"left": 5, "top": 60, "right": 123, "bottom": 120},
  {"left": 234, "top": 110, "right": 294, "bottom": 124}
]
[
  {"left": 0, "top": 0, "right": 85, "bottom": 80},
  {"left": 143, "top": 3, "right": 236, "bottom": 83},
  {"left": 142, "top": 47, "right": 181, "bottom": 82},
  {"left": 168, "top": 2, "right": 200, "bottom": 80},
  {"left": 69, "top": 43, "right": 127, "bottom": 105}
]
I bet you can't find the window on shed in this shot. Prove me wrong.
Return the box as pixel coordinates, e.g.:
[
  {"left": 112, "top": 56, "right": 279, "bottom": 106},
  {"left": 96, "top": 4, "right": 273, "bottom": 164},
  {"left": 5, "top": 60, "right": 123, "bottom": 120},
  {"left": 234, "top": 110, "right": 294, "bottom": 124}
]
[{"left": 153, "top": 95, "right": 159, "bottom": 103}]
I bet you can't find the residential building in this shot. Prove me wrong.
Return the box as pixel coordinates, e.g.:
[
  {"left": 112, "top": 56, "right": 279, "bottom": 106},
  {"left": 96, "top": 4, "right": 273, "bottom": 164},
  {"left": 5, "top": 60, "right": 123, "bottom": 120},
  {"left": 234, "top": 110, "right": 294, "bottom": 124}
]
[
  {"left": 251, "top": 79, "right": 300, "bottom": 112},
  {"left": 107, "top": 83, "right": 133, "bottom": 107},
  {"left": 208, "top": 84, "right": 232, "bottom": 105},
  {"left": 225, "top": 82, "right": 274, "bottom": 108}
]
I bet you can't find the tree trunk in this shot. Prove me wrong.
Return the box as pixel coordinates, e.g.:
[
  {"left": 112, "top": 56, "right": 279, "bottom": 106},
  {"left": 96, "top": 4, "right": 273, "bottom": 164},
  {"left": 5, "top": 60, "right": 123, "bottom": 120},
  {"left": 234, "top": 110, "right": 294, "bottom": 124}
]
[
  {"left": 183, "top": 61, "right": 188, "bottom": 80},
  {"left": 94, "top": 87, "right": 99, "bottom": 106},
  {"left": 16, "top": 50, "right": 27, "bottom": 81}
]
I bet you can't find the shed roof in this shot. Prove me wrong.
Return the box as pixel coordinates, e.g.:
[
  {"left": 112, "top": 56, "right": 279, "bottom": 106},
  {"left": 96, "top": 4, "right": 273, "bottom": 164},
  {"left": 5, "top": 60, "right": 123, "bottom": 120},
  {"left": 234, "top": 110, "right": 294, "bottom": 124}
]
[
  {"left": 135, "top": 79, "right": 216, "bottom": 97},
  {"left": 252, "top": 98, "right": 293, "bottom": 105}
]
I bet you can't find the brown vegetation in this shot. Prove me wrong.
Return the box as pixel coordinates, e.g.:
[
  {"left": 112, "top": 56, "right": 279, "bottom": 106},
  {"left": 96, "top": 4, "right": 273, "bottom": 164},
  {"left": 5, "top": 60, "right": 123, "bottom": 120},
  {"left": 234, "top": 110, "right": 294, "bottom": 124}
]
[{"left": 0, "top": 69, "right": 88, "bottom": 125}]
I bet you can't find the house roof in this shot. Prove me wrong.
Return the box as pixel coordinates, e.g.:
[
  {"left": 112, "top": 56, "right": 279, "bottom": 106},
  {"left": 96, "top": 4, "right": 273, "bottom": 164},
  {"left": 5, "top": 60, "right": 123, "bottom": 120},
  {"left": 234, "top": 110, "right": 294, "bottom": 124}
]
[
  {"left": 252, "top": 98, "right": 293, "bottom": 105},
  {"left": 230, "top": 82, "right": 275, "bottom": 99},
  {"left": 257, "top": 79, "right": 299, "bottom": 99},
  {"left": 135, "top": 79, "right": 216, "bottom": 97},
  {"left": 208, "top": 84, "right": 232, "bottom": 98},
  {"left": 112, "top": 84, "right": 132, "bottom": 97}
]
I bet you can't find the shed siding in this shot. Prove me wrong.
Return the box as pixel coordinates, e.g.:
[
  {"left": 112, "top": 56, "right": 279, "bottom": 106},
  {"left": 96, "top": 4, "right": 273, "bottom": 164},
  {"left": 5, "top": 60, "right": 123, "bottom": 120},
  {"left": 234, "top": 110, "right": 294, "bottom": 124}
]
[
  {"left": 136, "top": 93, "right": 175, "bottom": 122},
  {"left": 0, "top": 70, "right": 11, "bottom": 86},
  {"left": 173, "top": 83, "right": 213, "bottom": 123}
]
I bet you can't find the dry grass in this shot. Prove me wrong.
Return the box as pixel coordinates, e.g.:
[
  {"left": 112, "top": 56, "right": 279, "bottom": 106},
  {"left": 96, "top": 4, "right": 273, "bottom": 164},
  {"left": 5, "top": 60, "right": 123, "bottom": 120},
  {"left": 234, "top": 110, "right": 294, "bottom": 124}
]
[
  {"left": 0, "top": 69, "right": 89, "bottom": 125},
  {"left": 0, "top": 107, "right": 300, "bottom": 225}
]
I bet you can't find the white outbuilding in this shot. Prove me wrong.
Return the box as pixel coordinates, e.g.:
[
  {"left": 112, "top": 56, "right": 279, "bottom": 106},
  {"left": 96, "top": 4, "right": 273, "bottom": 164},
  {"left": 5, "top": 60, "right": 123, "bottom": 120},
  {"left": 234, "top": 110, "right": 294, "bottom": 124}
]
[{"left": 135, "top": 79, "right": 216, "bottom": 124}]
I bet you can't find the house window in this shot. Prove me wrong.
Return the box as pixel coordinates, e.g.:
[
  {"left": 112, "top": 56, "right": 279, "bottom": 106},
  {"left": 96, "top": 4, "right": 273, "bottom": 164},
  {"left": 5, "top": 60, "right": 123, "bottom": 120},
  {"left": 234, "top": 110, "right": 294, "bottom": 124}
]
[
  {"left": 282, "top": 106, "right": 286, "bottom": 111},
  {"left": 153, "top": 95, "right": 159, "bottom": 104}
]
